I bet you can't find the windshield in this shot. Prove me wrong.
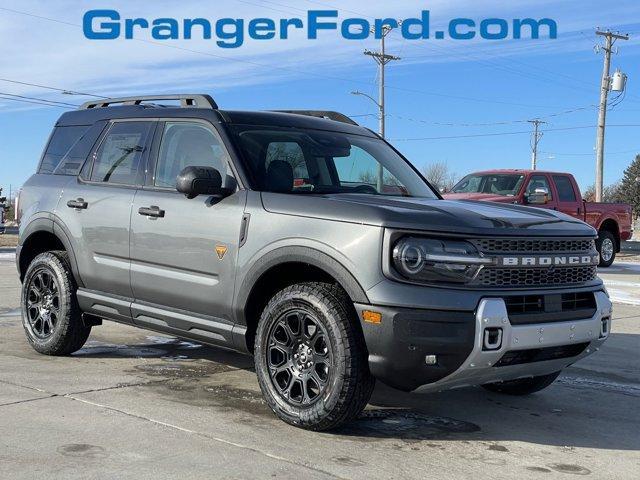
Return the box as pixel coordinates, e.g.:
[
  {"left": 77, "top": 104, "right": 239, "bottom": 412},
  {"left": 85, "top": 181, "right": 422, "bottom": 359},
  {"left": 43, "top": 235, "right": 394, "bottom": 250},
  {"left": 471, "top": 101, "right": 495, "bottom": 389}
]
[
  {"left": 452, "top": 173, "right": 525, "bottom": 196},
  {"left": 230, "top": 126, "right": 437, "bottom": 198}
]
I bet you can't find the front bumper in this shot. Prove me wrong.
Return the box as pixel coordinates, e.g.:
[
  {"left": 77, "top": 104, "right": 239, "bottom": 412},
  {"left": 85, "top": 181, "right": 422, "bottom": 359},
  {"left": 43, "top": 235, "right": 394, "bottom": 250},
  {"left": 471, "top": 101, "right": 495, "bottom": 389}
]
[{"left": 356, "top": 290, "right": 612, "bottom": 392}]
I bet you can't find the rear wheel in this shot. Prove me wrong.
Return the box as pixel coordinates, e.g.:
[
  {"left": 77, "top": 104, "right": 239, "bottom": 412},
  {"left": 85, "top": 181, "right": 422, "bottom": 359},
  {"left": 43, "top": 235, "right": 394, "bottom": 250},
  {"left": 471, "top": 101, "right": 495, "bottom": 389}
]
[
  {"left": 21, "top": 251, "right": 91, "bottom": 355},
  {"left": 596, "top": 230, "right": 616, "bottom": 267},
  {"left": 254, "top": 282, "right": 374, "bottom": 431},
  {"left": 482, "top": 371, "right": 561, "bottom": 395}
]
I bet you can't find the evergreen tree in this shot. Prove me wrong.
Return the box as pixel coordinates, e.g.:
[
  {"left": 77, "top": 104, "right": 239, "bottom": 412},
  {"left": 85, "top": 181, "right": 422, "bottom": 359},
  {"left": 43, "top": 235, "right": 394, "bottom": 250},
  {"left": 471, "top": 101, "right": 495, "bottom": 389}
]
[{"left": 619, "top": 154, "right": 640, "bottom": 220}]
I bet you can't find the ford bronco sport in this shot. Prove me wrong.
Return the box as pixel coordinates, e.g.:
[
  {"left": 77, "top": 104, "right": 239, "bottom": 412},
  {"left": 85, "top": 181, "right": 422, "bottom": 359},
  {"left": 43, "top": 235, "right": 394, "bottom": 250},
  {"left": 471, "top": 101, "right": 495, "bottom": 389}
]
[{"left": 16, "top": 94, "right": 612, "bottom": 430}]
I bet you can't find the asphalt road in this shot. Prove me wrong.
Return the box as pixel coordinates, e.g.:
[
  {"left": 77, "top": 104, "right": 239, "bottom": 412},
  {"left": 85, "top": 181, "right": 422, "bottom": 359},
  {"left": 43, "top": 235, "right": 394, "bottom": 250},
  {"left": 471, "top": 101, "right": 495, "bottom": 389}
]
[{"left": 0, "top": 251, "right": 638, "bottom": 479}]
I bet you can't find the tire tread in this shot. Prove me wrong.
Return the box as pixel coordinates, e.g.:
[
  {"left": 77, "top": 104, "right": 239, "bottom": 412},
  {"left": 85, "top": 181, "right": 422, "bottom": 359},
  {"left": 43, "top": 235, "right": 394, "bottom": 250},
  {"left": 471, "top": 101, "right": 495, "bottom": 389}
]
[
  {"left": 22, "top": 251, "right": 90, "bottom": 356},
  {"left": 255, "top": 282, "right": 374, "bottom": 431}
]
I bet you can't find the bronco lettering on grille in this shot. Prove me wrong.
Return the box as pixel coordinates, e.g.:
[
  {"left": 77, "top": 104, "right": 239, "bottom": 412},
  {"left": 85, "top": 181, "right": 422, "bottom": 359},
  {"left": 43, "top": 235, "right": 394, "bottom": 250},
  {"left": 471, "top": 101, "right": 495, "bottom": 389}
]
[{"left": 500, "top": 255, "right": 599, "bottom": 267}]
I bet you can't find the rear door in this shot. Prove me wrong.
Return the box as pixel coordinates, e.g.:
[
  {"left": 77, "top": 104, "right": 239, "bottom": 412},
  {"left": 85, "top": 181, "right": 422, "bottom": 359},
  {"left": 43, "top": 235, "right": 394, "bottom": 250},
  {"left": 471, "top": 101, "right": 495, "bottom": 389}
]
[
  {"left": 523, "top": 173, "right": 557, "bottom": 210},
  {"left": 58, "top": 120, "right": 154, "bottom": 320},
  {"left": 551, "top": 174, "right": 581, "bottom": 219},
  {"left": 129, "top": 119, "right": 246, "bottom": 345}
]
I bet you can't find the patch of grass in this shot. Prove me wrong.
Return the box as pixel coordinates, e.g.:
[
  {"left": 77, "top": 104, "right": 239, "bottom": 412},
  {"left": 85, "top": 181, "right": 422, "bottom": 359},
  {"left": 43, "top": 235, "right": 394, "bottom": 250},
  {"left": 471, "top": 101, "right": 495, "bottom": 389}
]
[{"left": 0, "top": 234, "right": 18, "bottom": 247}]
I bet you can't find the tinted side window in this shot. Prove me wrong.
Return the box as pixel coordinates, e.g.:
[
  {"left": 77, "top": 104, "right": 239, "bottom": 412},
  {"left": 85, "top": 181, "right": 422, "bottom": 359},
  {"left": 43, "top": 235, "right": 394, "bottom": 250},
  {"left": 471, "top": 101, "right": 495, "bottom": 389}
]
[
  {"left": 39, "top": 126, "right": 90, "bottom": 174},
  {"left": 155, "top": 122, "right": 233, "bottom": 188},
  {"left": 90, "top": 122, "right": 152, "bottom": 185},
  {"left": 53, "top": 122, "right": 107, "bottom": 176},
  {"left": 526, "top": 175, "right": 553, "bottom": 200},
  {"left": 552, "top": 175, "right": 577, "bottom": 202}
]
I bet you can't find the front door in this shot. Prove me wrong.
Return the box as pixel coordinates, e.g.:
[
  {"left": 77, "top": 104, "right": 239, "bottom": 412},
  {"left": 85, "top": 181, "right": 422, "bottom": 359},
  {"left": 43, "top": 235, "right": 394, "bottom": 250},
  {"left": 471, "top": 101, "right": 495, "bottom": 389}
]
[
  {"left": 551, "top": 174, "right": 581, "bottom": 219},
  {"left": 523, "top": 173, "right": 557, "bottom": 211},
  {"left": 129, "top": 120, "right": 245, "bottom": 343}
]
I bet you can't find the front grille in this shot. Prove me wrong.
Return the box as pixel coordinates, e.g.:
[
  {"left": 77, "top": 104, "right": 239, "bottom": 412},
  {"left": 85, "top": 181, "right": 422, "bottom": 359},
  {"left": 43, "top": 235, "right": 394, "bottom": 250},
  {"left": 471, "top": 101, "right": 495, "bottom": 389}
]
[
  {"left": 504, "top": 292, "right": 597, "bottom": 324},
  {"left": 473, "top": 239, "right": 594, "bottom": 253},
  {"left": 474, "top": 266, "right": 597, "bottom": 287},
  {"left": 495, "top": 343, "right": 589, "bottom": 367},
  {"left": 470, "top": 237, "right": 598, "bottom": 288}
]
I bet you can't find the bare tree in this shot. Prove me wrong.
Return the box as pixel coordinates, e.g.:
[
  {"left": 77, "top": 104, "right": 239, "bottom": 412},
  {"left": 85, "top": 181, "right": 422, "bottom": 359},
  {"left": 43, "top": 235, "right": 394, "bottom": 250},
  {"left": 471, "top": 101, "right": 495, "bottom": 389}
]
[
  {"left": 422, "top": 161, "right": 458, "bottom": 192},
  {"left": 582, "top": 181, "right": 624, "bottom": 203}
]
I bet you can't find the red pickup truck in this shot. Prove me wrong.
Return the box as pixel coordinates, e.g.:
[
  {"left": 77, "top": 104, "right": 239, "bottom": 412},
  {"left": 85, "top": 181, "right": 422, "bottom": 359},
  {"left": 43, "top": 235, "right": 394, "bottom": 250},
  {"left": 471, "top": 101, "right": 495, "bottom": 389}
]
[{"left": 443, "top": 169, "right": 633, "bottom": 266}]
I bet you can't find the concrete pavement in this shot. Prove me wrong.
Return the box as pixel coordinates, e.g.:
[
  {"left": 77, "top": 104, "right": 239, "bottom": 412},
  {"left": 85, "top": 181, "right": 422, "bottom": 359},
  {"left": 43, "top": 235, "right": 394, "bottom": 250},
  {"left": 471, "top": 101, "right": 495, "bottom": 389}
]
[{"left": 0, "top": 251, "right": 639, "bottom": 479}]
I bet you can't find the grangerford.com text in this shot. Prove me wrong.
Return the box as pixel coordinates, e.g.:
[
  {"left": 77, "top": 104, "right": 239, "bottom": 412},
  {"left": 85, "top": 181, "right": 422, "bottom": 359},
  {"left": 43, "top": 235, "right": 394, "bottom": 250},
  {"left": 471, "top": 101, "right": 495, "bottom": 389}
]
[{"left": 83, "top": 9, "right": 558, "bottom": 48}]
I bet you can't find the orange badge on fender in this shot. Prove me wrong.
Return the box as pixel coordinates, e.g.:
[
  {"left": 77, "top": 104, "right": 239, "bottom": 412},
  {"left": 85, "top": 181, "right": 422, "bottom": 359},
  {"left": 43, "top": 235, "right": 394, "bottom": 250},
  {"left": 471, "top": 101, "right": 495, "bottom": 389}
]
[{"left": 215, "top": 245, "right": 228, "bottom": 259}]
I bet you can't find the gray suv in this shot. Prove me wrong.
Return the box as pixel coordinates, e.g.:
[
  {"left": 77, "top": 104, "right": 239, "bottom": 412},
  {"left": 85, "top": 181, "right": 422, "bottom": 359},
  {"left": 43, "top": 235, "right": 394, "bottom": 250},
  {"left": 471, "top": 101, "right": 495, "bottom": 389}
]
[{"left": 16, "top": 94, "right": 611, "bottom": 430}]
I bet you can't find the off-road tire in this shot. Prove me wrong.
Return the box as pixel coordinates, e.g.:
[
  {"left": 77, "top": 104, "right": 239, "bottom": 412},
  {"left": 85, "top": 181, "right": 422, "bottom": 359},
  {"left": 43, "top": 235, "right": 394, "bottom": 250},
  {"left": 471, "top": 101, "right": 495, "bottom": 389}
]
[
  {"left": 21, "top": 251, "right": 91, "bottom": 355},
  {"left": 596, "top": 230, "right": 616, "bottom": 267},
  {"left": 482, "top": 371, "right": 561, "bottom": 395},
  {"left": 254, "top": 282, "right": 375, "bottom": 431}
]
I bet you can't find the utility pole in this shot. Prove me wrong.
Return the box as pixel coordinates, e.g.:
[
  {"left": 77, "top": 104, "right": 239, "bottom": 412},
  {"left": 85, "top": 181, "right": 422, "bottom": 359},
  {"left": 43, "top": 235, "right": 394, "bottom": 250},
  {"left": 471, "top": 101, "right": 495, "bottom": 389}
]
[
  {"left": 528, "top": 119, "right": 546, "bottom": 170},
  {"left": 595, "top": 29, "right": 629, "bottom": 201},
  {"left": 360, "top": 25, "right": 400, "bottom": 191}
]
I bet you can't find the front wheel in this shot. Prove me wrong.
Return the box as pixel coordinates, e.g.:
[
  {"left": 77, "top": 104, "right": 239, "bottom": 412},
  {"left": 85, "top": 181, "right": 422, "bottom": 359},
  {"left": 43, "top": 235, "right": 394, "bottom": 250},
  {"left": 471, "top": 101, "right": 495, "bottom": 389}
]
[
  {"left": 21, "top": 251, "right": 91, "bottom": 355},
  {"left": 254, "top": 282, "right": 374, "bottom": 431},
  {"left": 596, "top": 231, "right": 616, "bottom": 267},
  {"left": 482, "top": 371, "right": 561, "bottom": 395}
]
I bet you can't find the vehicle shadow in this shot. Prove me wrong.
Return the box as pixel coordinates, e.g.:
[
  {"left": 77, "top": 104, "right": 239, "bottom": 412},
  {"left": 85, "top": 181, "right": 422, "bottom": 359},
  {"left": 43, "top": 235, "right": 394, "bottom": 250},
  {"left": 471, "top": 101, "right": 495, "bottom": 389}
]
[
  {"left": 74, "top": 335, "right": 255, "bottom": 371},
  {"left": 73, "top": 331, "right": 639, "bottom": 451}
]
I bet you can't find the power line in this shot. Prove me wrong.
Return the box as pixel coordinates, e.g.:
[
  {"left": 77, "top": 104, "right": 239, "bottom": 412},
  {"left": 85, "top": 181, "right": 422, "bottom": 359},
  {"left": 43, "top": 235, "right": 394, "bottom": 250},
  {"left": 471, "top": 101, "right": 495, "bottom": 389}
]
[
  {"left": 0, "top": 5, "right": 572, "bottom": 109},
  {"left": 300, "top": 0, "right": 609, "bottom": 100},
  {"left": 0, "top": 78, "right": 106, "bottom": 98},
  {"left": 540, "top": 148, "right": 639, "bottom": 157},
  {"left": 383, "top": 104, "right": 597, "bottom": 128},
  {"left": 0, "top": 92, "right": 78, "bottom": 107},
  {"left": 0, "top": 95, "right": 74, "bottom": 109},
  {"left": 391, "top": 124, "right": 640, "bottom": 141}
]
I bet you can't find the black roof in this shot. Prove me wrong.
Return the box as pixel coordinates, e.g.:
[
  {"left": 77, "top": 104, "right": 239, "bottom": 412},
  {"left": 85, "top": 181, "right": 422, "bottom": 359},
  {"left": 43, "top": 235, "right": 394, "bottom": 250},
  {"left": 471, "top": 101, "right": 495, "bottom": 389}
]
[{"left": 56, "top": 104, "right": 374, "bottom": 137}]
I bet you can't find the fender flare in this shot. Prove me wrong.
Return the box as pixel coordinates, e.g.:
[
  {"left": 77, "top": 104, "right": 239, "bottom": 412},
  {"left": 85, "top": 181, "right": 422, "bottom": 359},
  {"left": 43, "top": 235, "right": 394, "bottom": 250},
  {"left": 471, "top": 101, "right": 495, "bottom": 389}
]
[
  {"left": 17, "top": 215, "right": 53, "bottom": 279},
  {"left": 18, "top": 214, "right": 84, "bottom": 287},
  {"left": 595, "top": 215, "right": 619, "bottom": 234},
  {"left": 234, "top": 245, "right": 370, "bottom": 326}
]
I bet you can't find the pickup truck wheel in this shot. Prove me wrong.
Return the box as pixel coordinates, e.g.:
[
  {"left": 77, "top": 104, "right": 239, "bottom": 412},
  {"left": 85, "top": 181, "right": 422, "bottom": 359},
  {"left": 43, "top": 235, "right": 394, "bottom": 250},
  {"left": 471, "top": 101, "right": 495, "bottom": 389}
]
[
  {"left": 254, "top": 282, "right": 375, "bottom": 431},
  {"left": 482, "top": 371, "right": 560, "bottom": 395},
  {"left": 21, "top": 251, "right": 91, "bottom": 355},
  {"left": 596, "top": 231, "right": 616, "bottom": 267}
]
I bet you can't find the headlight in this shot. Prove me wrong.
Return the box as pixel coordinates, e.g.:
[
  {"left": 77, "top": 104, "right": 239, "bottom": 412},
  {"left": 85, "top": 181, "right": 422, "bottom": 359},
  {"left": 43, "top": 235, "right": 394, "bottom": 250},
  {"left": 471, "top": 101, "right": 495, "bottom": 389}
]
[{"left": 391, "top": 237, "right": 493, "bottom": 284}]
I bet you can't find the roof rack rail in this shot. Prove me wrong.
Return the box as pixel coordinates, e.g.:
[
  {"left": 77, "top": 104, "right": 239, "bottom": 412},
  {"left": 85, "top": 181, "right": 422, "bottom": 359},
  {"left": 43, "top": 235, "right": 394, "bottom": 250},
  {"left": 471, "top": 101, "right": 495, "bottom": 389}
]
[
  {"left": 80, "top": 94, "right": 217, "bottom": 110},
  {"left": 272, "top": 110, "right": 359, "bottom": 126}
]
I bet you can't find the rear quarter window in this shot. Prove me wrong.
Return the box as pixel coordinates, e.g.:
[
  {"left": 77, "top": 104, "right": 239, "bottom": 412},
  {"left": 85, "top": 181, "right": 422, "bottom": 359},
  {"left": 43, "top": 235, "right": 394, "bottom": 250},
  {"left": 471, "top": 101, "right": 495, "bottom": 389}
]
[
  {"left": 39, "top": 126, "right": 90, "bottom": 174},
  {"left": 53, "top": 122, "right": 107, "bottom": 176},
  {"left": 552, "top": 175, "right": 577, "bottom": 202}
]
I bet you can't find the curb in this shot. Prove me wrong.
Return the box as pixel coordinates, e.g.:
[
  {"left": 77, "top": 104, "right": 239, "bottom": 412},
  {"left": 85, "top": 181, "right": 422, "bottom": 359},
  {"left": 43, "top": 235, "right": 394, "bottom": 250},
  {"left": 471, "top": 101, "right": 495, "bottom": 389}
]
[
  {"left": 621, "top": 241, "right": 640, "bottom": 253},
  {"left": 0, "top": 247, "right": 16, "bottom": 254}
]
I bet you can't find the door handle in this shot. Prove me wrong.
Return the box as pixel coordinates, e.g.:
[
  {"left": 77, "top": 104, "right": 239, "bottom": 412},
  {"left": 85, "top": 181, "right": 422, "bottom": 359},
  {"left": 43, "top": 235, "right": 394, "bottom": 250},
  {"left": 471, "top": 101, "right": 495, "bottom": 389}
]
[
  {"left": 138, "top": 206, "right": 165, "bottom": 218},
  {"left": 67, "top": 198, "right": 88, "bottom": 209}
]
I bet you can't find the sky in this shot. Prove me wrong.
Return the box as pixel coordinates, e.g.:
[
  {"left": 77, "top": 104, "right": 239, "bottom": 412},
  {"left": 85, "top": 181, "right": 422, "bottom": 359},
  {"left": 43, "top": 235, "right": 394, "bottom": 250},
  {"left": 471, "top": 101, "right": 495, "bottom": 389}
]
[{"left": 2, "top": 0, "right": 640, "bottom": 197}]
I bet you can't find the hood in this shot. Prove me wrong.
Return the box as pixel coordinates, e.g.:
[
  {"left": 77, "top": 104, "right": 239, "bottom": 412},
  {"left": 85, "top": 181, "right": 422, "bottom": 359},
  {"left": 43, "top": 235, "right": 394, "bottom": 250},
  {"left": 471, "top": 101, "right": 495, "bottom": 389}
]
[
  {"left": 442, "top": 192, "right": 515, "bottom": 203},
  {"left": 261, "top": 193, "right": 596, "bottom": 237}
]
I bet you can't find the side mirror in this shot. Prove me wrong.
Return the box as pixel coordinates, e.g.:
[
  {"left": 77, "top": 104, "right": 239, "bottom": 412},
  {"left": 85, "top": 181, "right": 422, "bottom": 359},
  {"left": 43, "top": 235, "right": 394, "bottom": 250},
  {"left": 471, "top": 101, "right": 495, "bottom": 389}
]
[
  {"left": 176, "top": 166, "right": 224, "bottom": 199},
  {"left": 527, "top": 187, "right": 549, "bottom": 205}
]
